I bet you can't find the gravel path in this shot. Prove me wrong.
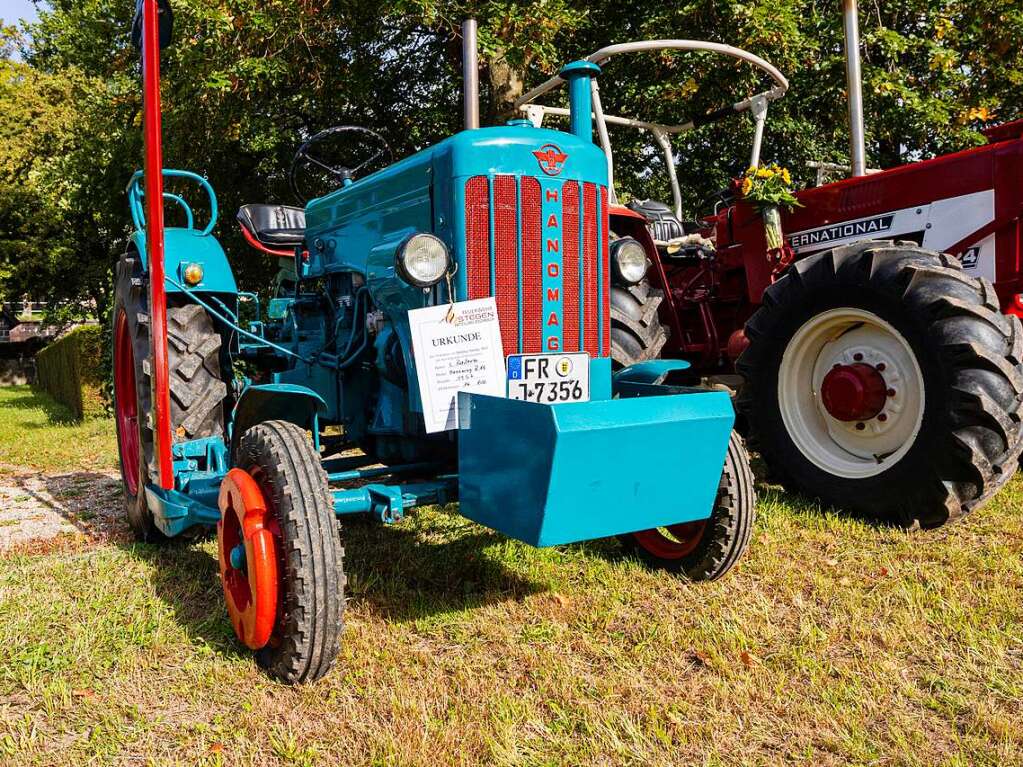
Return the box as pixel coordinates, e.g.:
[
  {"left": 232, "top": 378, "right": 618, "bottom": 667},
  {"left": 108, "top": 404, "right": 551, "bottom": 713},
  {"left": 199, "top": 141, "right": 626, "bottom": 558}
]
[{"left": 0, "top": 466, "right": 126, "bottom": 550}]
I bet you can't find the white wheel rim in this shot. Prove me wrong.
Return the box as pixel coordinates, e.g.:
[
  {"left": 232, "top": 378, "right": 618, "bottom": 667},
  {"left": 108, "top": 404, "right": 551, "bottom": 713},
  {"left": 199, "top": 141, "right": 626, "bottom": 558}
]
[{"left": 778, "top": 308, "right": 925, "bottom": 479}]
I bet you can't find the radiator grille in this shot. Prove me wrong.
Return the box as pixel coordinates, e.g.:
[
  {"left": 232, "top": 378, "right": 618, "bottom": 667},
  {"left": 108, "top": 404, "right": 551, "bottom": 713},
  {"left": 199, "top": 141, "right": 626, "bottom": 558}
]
[{"left": 464, "top": 174, "right": 608, "bottom": 359}]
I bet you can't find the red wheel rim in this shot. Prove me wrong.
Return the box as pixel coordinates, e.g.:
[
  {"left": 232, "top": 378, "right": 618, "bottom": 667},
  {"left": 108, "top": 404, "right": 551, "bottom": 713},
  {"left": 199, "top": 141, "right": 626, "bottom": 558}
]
[
  {"left": 114, "top": 309, "right": 140, "bottom": 496},
  {"left": 217, "top": 469, "right": 280, "bottom": 650},
  {"left": 632, "top": 520, "right": 708, "bottom": 560}
]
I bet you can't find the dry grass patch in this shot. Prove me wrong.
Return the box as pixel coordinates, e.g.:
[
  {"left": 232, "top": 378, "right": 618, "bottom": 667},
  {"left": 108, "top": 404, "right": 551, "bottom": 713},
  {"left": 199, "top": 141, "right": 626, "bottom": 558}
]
[{"left": 0, "top": 386, "right": 1021, "bottom": 765}]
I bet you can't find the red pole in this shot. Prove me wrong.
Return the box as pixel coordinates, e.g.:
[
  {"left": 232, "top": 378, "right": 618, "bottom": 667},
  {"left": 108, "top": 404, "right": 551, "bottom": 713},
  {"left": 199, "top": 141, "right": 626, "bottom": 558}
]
[{"left": 142, "top": 0, "right": 174, "bottom": 490}]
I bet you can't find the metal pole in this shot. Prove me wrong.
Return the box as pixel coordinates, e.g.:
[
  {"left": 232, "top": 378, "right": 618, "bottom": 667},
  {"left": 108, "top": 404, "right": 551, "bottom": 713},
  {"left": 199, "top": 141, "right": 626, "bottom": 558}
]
[
  {"left": 462, "top": 19, "right": 480, "bottom": 130},
  {"left": 843, "top": 0, "right": 867, "bottom": 177},
  {"left": 748, "top": 94, "right": 769, "bottom": 170},
  {"left": 142, "top": 0, "right": 174, "bottom": 489}
]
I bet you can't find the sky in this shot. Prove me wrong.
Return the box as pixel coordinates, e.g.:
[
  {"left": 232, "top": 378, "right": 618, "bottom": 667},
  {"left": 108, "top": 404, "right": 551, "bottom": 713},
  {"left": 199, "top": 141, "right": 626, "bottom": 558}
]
[{"left": 1, "top": 0, "right": 42, "bottom": 25}]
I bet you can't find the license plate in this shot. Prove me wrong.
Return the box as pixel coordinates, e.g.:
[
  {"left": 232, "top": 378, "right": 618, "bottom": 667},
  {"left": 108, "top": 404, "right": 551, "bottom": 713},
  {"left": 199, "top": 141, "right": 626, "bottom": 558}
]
[{"left": 506, "top": 353, "right": 590, "bottom": 404}]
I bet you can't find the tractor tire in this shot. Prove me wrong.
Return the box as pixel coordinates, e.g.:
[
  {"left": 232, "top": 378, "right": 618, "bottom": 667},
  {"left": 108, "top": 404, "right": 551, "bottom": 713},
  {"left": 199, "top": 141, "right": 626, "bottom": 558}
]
[
  {"left": 737, "top": 240, "right": 1023, "bottom": 528},
  {"left": 112, "top": 251, "right": 228, "bottom": 542},
  {"left": 622, "top": 430, "right": 755, "bottom": 580},
  {"left": 236, "top": 420, "right": 346, "bottom": 684},
  {"left": 610, "top": 279, "right": 669, "bottom": 369}
]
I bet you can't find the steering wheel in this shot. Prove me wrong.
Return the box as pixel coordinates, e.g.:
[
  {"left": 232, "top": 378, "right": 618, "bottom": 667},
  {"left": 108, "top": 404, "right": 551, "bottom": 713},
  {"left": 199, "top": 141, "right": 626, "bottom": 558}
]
[{"left": 289, "top": 126, "right": 394, "bottom": 204}]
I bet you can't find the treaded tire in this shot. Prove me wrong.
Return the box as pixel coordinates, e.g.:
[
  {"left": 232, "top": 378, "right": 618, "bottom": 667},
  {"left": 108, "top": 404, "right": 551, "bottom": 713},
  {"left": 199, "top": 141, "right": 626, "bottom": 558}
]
[
  {"left": 610, "top": 279, "right": 668, "bottom": 369},
  {"left": 112, "top": 251, "right": 228, "bottom": 542},
  {"left": 622, "top": 430, "right": 755, "bottom": 580},
  {"left": 237, "top": 420, "right": 346, "bottom": 684},
  {"left": 113, "top": 252, "right": 163, "bottom": 542},
  {"left": 737, "top": 240, "right": 1023, "bottom": 528}
]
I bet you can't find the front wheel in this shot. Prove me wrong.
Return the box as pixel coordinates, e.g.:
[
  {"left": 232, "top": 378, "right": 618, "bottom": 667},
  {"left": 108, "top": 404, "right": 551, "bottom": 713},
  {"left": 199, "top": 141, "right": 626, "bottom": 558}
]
[
  {"left": 737, "top": 241, "right": 1023, "bottom": 528},
  {"left": 622, "top": 430, "right": 755, "bottom": 580},
  {"left": 219, "top": 420, "right": 346, "bottom": 684}
]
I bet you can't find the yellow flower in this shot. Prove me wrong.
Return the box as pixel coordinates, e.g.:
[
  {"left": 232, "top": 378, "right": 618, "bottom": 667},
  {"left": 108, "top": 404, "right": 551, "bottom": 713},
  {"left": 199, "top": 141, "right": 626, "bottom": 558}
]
[
  {"left": 745, "top": 166, "right": 757, "bottom": 177},
  {"left": 741, "top": 177, "right": 753, "bottom": 196},
  {"left": 781, "top": 168, "right": 792, "bottom": 185},
  {"left": 756, "top": 167, "right": 771, "bottom": 179}
]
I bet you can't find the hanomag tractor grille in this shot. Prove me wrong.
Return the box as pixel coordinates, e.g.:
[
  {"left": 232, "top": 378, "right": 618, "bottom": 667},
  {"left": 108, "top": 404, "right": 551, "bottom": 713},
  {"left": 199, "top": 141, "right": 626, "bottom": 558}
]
[{"left": 465, "top": 174, "right": 609, "bottom": 358}]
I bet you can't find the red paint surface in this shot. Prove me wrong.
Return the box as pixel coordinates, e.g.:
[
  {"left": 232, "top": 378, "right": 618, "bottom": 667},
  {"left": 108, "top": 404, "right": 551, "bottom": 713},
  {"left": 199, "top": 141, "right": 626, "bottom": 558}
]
[
  {"left": 114, "top": 310, "right": 140, "bottom": 496},
  {"left": 582, "top": 182, "right": 599, "bottom": 357},
  {"left": 521, "top": 178, "right": 543, "bottom": 353},
  {"left": 142, "top": 0, "right": 173, "bottom": 489},
  {"left": 218, "top": 468, "right": 280, "bottom": 650},
  {"left": 561, "top": 181, "right": 580, "bottom": 352},
  {"left": 631, "top": 521, "right": 707, "bottom": 560},
  {"left": 820, "top": 363, "right": 888, "bottom": 422}
]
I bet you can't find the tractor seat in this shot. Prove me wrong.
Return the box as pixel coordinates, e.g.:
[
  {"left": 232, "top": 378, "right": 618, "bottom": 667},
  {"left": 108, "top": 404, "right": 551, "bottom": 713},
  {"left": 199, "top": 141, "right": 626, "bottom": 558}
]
[
  {"left": 627, "top": 199, "right": 686, "bottom": 243},
  {"left": 237, "top": 204, "right": 306, "bottom": 249}
]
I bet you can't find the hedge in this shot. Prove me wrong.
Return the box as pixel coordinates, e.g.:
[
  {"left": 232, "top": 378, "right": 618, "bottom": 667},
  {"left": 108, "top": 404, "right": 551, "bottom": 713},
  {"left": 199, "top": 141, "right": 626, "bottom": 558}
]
[{"left": 35, "top": 324, "right": 106, "bottom": 420}]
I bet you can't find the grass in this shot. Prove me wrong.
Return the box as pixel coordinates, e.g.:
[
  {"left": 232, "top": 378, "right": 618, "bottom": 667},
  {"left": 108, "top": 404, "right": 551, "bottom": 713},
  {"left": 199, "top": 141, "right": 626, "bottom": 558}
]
[
  {"left": 0, "top": 386, "right": 117, "bottom": 472},
  {"left": 0, "top": 387, "right": 1021, "bottom": 765}
]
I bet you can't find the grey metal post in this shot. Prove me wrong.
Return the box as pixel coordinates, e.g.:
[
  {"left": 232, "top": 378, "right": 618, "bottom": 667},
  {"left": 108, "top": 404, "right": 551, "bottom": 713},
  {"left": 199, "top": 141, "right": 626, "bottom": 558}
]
[
  {"left": 462, "top": 19, "right": 480, "bottom": 130},
  {"left": 843, "top": 0, "right": 867, "bottom": 177}
]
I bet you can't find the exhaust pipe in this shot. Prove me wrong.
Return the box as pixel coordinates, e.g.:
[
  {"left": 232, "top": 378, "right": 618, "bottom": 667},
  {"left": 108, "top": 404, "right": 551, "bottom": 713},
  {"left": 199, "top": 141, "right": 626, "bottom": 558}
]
[
  {"left": 462, "top": 19, "right": 480, "bottom": 130},
  {"left": 843, "top": 0, "right": 867, "bottom": 177}
]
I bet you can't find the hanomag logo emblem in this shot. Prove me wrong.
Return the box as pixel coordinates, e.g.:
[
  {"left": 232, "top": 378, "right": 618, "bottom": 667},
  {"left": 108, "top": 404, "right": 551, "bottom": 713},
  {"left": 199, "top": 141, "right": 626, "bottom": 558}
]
[{"left": 532, "top": 143, "right": 568, "bottom": 176}]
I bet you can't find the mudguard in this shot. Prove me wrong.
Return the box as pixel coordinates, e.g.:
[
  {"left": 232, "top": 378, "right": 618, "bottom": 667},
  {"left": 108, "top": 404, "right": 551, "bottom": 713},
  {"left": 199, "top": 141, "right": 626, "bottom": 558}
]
[
  {"left": 230, "top": 384, "right": 327, "bottom": 457},
  {"left": 131, "top": 228, "right": 238, "bottom": 295}
]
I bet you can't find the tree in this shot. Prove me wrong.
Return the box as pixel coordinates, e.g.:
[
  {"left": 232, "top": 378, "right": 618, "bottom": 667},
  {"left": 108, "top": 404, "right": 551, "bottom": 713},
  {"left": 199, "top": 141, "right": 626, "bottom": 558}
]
[{"left": 1, "top": 0, "right": 1020, "bottom": 331}]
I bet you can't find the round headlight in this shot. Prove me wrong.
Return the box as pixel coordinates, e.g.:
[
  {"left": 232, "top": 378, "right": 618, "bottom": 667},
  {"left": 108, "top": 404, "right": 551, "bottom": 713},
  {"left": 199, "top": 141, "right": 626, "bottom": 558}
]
[
  {"left": 611, "top": 238, "right": 649, "bottom": 285},
  {"left": 396, "top": 233, "right": 451, "bottom": 288}
]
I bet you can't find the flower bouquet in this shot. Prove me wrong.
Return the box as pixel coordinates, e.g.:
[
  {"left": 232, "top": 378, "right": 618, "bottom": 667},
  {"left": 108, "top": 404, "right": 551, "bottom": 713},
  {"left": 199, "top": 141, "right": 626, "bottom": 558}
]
[{"left": 736, "top": 164, "right": 800, "bottom": 251}]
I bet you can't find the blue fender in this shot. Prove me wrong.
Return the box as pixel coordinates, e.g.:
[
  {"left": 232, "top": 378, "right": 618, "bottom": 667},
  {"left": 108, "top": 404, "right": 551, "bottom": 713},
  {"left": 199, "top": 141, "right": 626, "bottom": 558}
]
[
  {"left": 230, "top": 384, "right": 327, "bottom": 457},
  {"left": 131, "top": 227, "right": 238, "bottom": 295}
]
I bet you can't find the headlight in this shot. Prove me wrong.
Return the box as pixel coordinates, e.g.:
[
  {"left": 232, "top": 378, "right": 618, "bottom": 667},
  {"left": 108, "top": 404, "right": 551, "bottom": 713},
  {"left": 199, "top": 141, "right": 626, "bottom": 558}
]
[
  {"left": 396, "top": 233, "right": 451, "bottom": 288},
  {"left": 611, "top": 238, "right": 649, "bottom": 285}
]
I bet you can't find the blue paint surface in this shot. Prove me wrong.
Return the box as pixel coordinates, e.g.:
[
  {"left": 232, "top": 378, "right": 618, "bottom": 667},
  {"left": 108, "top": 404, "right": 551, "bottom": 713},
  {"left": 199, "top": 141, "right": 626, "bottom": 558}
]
[{"left": 457, "top": 388, "right": 734, "bottom": 547}]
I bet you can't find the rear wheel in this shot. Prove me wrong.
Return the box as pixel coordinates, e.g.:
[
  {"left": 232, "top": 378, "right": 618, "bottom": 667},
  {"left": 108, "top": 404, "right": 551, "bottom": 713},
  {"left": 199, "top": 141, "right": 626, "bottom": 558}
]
[
  {"left": 737, "top": 241, "right": 1023, "bottom": 528},
  {"left": 610, "top": 279, "right": 669, "bottom": 369},
  {"left": 223, "top": 420, "right": 346, "bottom": 684},
  {"left": 622, "top": 430, "right": 755, "bottom": 580},
  {"left": 112, "top": 251, "right": 228, "bottom": 542}
]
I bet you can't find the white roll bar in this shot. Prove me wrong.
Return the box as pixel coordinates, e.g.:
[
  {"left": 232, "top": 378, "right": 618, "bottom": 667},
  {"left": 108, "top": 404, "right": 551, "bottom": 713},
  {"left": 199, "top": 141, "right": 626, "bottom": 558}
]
[
  {"left": 514, "top": 40, "right": 789, "bottom": 215},
  {"left": 515, "top": 39, "right": 788, "bottom": 113}
]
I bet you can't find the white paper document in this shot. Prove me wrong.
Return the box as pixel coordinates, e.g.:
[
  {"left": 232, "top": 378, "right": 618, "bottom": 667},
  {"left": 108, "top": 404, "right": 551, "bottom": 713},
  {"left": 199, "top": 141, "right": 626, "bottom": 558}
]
[{"left": 409, "top": 297, "right": 507, "bottom": 433}]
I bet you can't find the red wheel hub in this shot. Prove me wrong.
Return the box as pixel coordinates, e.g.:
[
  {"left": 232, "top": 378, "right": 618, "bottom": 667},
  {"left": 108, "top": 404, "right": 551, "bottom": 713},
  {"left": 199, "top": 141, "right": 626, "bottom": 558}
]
[
  {"left": 820, "top": 362, "right": 888, "bottom": 422},
  {"left": 632, "top": 520, "right": 707, "bottom": 560},
  {"left": 114, "top": 310, "right": 140, "bottom": 495},
  {"left": 218, "top": 468, "right": 280, "bottom": 650}
]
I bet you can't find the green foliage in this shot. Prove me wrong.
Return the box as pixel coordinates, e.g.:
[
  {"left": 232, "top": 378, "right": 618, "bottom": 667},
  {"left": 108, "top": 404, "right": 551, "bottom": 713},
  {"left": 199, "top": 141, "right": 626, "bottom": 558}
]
[
  {"left": 34, "top": 325, "right": 106, "bottom": 421},
  {"left": 0, "top": 0, "right": 1020, "bottom": 320}
]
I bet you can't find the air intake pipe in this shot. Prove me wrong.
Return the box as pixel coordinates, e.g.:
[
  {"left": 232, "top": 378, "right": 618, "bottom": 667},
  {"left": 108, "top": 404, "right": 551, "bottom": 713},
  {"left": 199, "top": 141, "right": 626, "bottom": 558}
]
[{"left": 560, "top": 60, "right": 601, "bottom": 143}]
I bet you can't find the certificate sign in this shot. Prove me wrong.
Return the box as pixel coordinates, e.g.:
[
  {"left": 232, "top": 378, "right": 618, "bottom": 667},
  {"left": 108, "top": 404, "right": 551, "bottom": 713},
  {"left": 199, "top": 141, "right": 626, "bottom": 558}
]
[{"left": 409, "top": 297, "right": 506, "bottom": 433}]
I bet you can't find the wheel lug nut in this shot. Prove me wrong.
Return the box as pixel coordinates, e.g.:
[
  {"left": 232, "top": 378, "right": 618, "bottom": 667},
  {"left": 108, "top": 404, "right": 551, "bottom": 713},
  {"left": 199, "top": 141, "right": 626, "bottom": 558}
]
[
  {"left": 876, "top": 362, "right": 885, "bottom": 371},
  {"left": 856, "top": 422, "right": 865, "bottom": 430},
  {"left": 853, "top": 353, "right": 864, "bottom": 361},
  {"left": 878, "top": 413, "right": 888, "bottom": 422},
  {"left": 887, "top": 388, "right": 896, "bottom": 397}
]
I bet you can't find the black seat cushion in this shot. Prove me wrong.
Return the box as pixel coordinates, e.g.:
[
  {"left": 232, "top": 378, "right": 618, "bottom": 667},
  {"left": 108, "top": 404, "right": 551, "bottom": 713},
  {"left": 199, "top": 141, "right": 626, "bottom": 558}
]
[
  {"left": 237, "top": 204, "right": 306, "bottom": 248},
  {"left": 626, "top": 199, "right": 686, "bottom": 242}
]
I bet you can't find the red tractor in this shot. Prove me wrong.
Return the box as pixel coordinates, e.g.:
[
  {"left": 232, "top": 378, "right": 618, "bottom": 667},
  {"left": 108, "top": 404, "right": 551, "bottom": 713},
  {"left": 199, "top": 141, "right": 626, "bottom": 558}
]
[{"left": 518, "top": 34, "right": 1023, "bottom": 530}]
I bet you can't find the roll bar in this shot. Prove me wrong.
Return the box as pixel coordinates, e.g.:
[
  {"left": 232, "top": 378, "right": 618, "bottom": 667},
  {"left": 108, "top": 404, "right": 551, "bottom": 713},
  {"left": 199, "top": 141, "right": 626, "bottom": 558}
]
[{"left": 514, "top": 40, "right": 789, "bottom": 219}]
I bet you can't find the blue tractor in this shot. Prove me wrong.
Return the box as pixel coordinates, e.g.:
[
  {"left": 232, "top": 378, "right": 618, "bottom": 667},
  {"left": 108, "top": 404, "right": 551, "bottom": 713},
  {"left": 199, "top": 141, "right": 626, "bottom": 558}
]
[{"left": 113, "top": 5, "right": 756, "bottom": 683}]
